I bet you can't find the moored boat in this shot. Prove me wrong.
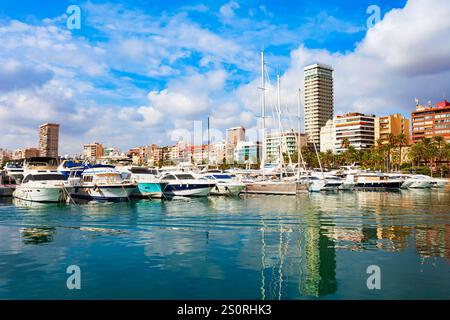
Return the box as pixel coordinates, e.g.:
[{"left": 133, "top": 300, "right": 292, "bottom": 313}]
[
  {"left": 243, "top": 179, "right": 298, "bottom": 195},
  {"left": 70, "top": 167, "right": 136, "bottom": 202},
  {"left": 347, "top": 173, "right": 403, "bottom": 190},
  {"left": 13, "top": 169, "right": 70, "bottom": 203},
  {"left": 4, "top": 160, "right": 24, "bottom": 183},
  {"left": 0, "top": 171, "right": 16, "bottom": 197},
  {"left": 160, "top": 171, "right": 215, "bottom": 197},
  {"left": 200, "top": 173, "right": 246, "bottom": 196},
  {"left": 121, "top": 166, "right": 168, "bottom": 198}
]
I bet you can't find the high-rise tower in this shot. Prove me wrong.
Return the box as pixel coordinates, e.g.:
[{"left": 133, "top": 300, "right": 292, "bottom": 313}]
[
  {"left": 304, "top": 64, "right": 334, "bottom": 145},
  {"left": 39, "top": 123, "right": 60, "bottom": 158}
]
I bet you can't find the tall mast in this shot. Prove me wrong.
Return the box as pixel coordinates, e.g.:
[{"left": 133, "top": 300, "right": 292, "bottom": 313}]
[
  {"left": 313, "top": 142, "right": 325, "bottom": 180},
  {"left": 277, "top": 74, "right": 283, "bottom": 171},
  {"left": 207, "top": 116, "right": 210, "bottom": 166},
  {"left": 297, "top": 89, "right": 306, "bottom": 174},
  {"left": 260, "top": 51, "right": 266, "bottom": 175},
  {"left": 276, "top": 74, "right": 291, "bottom": 177}
]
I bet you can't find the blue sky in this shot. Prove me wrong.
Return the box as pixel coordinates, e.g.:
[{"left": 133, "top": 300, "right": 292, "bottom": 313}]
[{"left": 1, "top": 0, "right": 449, "bottom": 155}]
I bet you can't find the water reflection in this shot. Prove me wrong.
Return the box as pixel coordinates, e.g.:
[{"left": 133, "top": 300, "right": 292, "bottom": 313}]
[
  {"left": 20, "top": 227, "right": 56, "bottom": 245},
  {"left": 0, "top": 190, "right": 448, "bottom": 299}
]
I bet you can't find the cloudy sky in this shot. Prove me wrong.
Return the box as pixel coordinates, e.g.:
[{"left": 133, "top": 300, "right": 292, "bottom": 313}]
[{"left": 0, "top": 0, "right": 449, "bottom": 155}]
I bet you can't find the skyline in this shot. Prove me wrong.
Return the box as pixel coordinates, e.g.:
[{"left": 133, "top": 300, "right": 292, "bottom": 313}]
[{"left": 1, "top": 0, "right": 450, "bottom": 155}]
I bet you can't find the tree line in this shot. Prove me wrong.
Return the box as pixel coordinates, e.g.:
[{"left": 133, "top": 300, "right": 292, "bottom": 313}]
[{"left": 284, "top": 134, "right": 450, "bottom": 177}]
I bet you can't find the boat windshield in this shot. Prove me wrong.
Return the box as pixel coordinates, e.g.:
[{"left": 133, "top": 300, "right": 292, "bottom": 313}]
[
  {"left": 5, "top": 163, "right": 23, "bottom": 169},
  {"left": 174, "top": 174, "right": 195, "bottom": 180},
  {"left": 23, "top": 174, "right": 64, "bottom": 182},
  {"left": 130, "top": 168, "right": 158, "bottom": 175},
  {"left": 212, "top": 174, "right": 232, "bottom": 180}
]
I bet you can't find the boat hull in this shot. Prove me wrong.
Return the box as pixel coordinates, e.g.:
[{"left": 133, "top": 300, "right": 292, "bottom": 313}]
[
  {"left": 70, "top": 185, "right": 135, "bottom": 202},
  {"left": 135, "top": 182, "right": 168, "bottom": 198},
  {"left": 243, "top": 181, "right": 298, "bottom": 195},
  {"left": 338, "top": 182, "right": 355, "bottom": 191},
  {"left": 163, "top": 183, "right": 214, "bottom": 197},
  {"left": 309, "top": 181, "right": 341, "bottom": 192},
  {"left": 13, "top": 186, "right": 69, "bottom": 203},
  {"left": 210, "top": 183, "right": 246, "bottom": 196},
  {"left": 432, "top": 180, "right": 448, "bottom": 188},
  {"left": 409, "top": 181, "right": 432, "bottom": 189},
  {"left": 354, "top": 181, "right": 403, "bottom": 190}
]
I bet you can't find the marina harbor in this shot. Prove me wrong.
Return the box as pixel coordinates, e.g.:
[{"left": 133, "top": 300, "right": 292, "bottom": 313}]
[
  {"left": 1, "top": 157, "right": 449, "bottom": 204},
  {"left": 1, "top": 0, "right": 450, "bottom": 303}
]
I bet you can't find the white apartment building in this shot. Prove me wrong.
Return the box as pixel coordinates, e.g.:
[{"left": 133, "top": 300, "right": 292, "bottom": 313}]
[{"left": 320, "top": 119, "right": 336, "bottom": 153}]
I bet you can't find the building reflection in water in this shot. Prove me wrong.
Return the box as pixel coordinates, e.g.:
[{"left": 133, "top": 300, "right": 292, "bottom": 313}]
[
  {"left": 258, "top": 200, "right": 337, "bottom": 299},
  {"left": 415, "top": 224, "right": 450, "bottom": 262},
  {"left": 315, "top": 191, "right": 449, "bottom": 262}
]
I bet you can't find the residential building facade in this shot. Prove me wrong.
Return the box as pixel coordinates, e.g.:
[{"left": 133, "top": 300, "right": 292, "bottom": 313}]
[
  {"left": 334, "top": 112, "right": 376, "bottom": 153},
  {"left": 320, "top": 119, "right": 336, "bottom": 153},
  {"left": 375, "top": 113, "right": 410, "bottom": 145},
  {"left": 234, "top": 141, "right": 261, "bottom": 165},
  {"left": 226, "top": 126, "right": 246, "bottom": 163},
  {"left": 83, "top": 142, "right": 104, "bottom": 160},
  {"left": 304, "top": 63, "right": 334, "bottom": 145},
  {"left": 39, "top": 123, "right": 60, "bottom": 158},
  {"left": 12, "top": 148, "right": 40, "bottom": 160},
  {"left": 411, "top": 100, "right": 450, "bottom": 144},
  {"left": 266, "top": 131, "right": 307, "bottom": 164}
]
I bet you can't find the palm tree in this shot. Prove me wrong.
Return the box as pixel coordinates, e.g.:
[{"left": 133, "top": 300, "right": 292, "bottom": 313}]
[
  {"left": 385, "top": 133, "right": 397, "bottom": 171},
  {"left": 319, "top": 150, "right": 335, "bottom": 169},
  {"left": 434, "top": 136, "right": 448, "bottom": 176},
  {"left": 433, "top": 136, "right": 445, "bottom": 165},
  {"left": 325, "top": 149, "right": 335, "bottom": 168},
  {"left": 433, "top": 136, "right": 445, "bottom": 149},
  {"left": 412, "top": 138, "right": 438, "bottom": 175},
  {"left": 396, "top": 133, "right": 409, "bottom": 169},
  {"left": 341, "top": 138, "right": 350, "bottom": 149},
  {"left": 410, "top": 141, "right": 425, "bottom": 166}
]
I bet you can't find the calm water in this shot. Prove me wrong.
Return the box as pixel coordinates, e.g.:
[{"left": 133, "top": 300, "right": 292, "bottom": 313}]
[{"left": 0, "top": 190, "right": 449, "bottom": 300}]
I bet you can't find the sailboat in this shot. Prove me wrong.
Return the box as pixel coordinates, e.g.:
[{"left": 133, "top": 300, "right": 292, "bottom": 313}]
[{"left": 244, "top": 52, "right": 299, "bottom": 195}]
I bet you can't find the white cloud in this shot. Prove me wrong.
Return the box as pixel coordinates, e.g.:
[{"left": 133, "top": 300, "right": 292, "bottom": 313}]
[
  {"left": 238, "top": 0, "right": 450, "bottom": 122},
  {"left": 147, "top": 70, "right": 228, "bottom": 119},
  {"left": 359, "top": 0, "right": 450, "bottom": 76},
  {"left": 220, "top": 1, "right": 240, "bottom": 19},
  {"left": 0, "top": 60, "right": 54, "bottom": 91},
  {"left": 1, "top": 0, "right": 450, "bottom": 156}
]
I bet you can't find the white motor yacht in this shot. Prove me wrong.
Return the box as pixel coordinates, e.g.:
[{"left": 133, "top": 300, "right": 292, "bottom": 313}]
[
  {"left": 160, "top": 171, "right": 215, "bottom": 197},
  {"left": 400, "top": 174, "right": 434, "bottom": 189},
  {"left": 13, "top": 169, "right": 71, "bottom": 203},
  {"left": 200, "top": 173, "right": 246, "bottom": 196},
  {"left": 70, "top": 167, "right": 136, "bottom": 202}
]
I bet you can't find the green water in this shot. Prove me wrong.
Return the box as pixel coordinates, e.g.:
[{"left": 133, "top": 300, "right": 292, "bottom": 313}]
[{"left": 0, "top": 190, "right": 449, "bottom": 299}]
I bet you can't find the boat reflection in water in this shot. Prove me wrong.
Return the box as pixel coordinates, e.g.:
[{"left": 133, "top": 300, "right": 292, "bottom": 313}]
[
  {"left": 20, "top": 227, "right": 56, "bottom": 245},
  {"left": 0, "top": 189, "right": 448, "bottom": 299}
]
